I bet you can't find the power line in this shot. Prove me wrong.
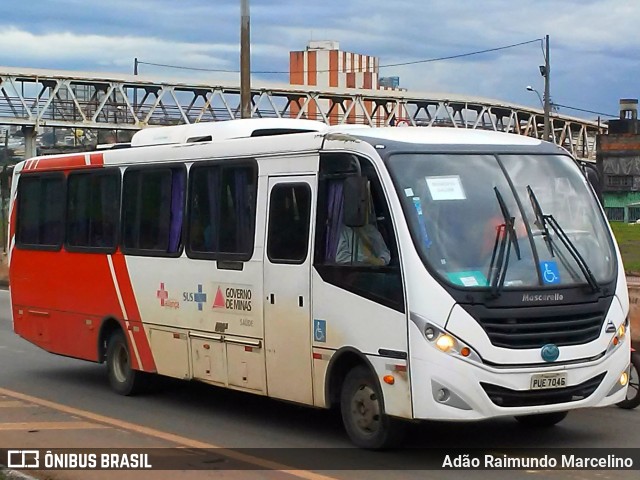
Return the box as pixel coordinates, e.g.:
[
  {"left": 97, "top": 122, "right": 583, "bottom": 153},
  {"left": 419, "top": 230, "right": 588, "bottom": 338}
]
[
  {"left": 137, "top": 41, "right": 613, "bottom": 121},
  {"left": 137, "top": 38, "right": 543, "bottom": 75},
  {"left": 138, "top": 61, "right": 239, "bottom": 73},
  {"left": 553, "top": 103, "right": 617, "bottom": 118},
  {"left": 380, "top": 38, "right": 542, "bottom": 68}
]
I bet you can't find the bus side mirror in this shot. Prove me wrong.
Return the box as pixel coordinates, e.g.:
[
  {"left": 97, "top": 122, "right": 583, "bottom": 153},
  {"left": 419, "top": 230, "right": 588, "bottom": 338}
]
[
  {"left": 583, "top": 164, "right": 603, "bottom": 205},
  {"left": 343, "top": 176, "right": 368, "bottom": 227}
]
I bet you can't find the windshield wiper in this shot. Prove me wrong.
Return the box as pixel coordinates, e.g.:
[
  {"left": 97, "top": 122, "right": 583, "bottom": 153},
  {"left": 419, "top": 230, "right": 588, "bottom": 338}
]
[
  {"left": 486, "top": 187, "right": 521, "bottom": 297},
  {"left": 495, "top": 187, "right": 521, "bottom": 260},
  {"left": 526, "top": 185, "right": 554, "bottom": 257},
  {"left": 526, "top": 186, "right": 600, "bottom": 292},
  {"left": 487, "top": 222, "right": 510, "bottom": 297}
]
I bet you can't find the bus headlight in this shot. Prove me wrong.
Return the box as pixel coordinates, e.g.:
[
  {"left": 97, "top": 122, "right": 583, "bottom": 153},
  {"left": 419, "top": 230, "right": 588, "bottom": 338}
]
[
  {"left": 618, "top": 323, "right": 626, "bottom": 340},
  {"left": 424, "top": 323, "right": 482, "bottom": 363},
  {"left": 424, "top": 326, "right": 436, "bottom": 341},
  {"left": 435, "top": 334, "right": 455, "bottom": 352},
  {"left": 620, "top": 371, "right": 629, "bottom": 387},
  {"left": 607, "top": 317, "right": 629, "bottom": 354}
]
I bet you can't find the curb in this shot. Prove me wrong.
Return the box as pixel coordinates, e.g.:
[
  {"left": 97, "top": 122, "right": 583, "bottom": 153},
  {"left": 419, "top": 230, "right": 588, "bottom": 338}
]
[{"left": 1, "top": 466, "right": 39, "bottom": 480}]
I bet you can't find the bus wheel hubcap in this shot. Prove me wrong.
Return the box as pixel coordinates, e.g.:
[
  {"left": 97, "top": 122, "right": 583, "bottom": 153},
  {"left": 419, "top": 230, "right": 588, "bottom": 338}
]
[
  {"left": 113, "top": 344, "right": 129, "bottom": 384},
  {"left": 351, "top": 385, "right": 380, "bottom": 433}
]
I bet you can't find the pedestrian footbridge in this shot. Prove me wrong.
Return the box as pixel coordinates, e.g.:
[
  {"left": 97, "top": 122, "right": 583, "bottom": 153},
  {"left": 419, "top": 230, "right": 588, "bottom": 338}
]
[{"left": 0, "top": 66, "right": 605, "bottom": 160}]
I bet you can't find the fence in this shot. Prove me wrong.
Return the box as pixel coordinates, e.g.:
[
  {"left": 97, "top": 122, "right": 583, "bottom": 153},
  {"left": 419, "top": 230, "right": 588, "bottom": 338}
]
[{"left": 606, "top": 206, "right": 640, "bottom": 223}]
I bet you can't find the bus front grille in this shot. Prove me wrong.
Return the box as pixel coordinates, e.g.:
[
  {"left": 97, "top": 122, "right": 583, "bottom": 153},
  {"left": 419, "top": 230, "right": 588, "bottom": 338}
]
[
  {"left": 480, "top": 372, "right": 606, "bottom": 408},
  {"left": 477, "top": 312, "right": 605, "bottom": 349}
]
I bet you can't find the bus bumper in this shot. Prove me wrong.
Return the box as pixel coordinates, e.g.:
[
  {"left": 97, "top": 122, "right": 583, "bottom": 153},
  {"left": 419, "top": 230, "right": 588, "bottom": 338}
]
[{"left": 410, "top": 336, "right": 631, "bottom": 420}]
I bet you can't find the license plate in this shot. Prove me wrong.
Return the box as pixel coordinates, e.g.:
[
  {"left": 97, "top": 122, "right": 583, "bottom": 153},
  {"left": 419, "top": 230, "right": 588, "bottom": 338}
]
[{"left": 530, "top": 372, "right": 567, "bottom": 390}]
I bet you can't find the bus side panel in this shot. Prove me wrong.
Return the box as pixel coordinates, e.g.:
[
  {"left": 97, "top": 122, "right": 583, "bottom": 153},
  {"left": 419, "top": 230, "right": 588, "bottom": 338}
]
[
  {"left": 9, "top": 249, "right": 146, "bottom": 364},
  {"left": 311, "top": 271, "right": 411, "bottom": 418},
  {"left": 13, "top": 308, "right": 101, "bottom": 361},
  {"left": 123, "top": 255, "right": 266, "bottom": 389}
]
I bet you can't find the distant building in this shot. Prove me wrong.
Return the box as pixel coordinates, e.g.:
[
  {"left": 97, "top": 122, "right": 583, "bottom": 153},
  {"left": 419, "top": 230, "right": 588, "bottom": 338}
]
[
  {"left": 379, "top": 76, "right": 400, "bottom": 89},
  {"left": 597, "top": 99, "right": 640, "bottom": 221},
  {"left": 290, "top": 40, "right": 379, "bottom": 90},
  {"left": 289, "top": 41, "right": 407, "bottom": 125}
]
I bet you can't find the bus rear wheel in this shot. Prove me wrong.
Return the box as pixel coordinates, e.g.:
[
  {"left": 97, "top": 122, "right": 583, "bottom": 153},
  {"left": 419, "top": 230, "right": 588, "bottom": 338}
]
[
  {"left": 340, "top": 365, "right": 405, "bottom": 449},
  {"left": 106, "top": 330, "right": 147, "bottom": 396},
  {"left": 514, "top": 411, "right": 568, "bottom": 427}
]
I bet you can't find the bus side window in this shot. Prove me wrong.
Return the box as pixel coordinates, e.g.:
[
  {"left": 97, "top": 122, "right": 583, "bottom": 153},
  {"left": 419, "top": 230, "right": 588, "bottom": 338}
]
[
  {"left": 186, "top": 162, "right": 257, "bottom": 261},
  {"left": 66, "top": 170, "right": 120, "bottom": 252},
  {"left": 267, "top": 183, "right": 311, "bottom": 264},
  {"left": 16, "top": 173, "right": 65, "bottom": 250},
  {"left": 314, "top": 154, "right": 404, "bottom": 313},
  {"left": 121, "top": 166, "right": 185, "bottom": 256}
]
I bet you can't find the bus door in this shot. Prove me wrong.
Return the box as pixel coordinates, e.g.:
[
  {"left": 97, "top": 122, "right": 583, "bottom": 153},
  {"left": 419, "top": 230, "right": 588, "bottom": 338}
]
[{"left": 264, "top": 176, "right": 315, "bottom": 404}]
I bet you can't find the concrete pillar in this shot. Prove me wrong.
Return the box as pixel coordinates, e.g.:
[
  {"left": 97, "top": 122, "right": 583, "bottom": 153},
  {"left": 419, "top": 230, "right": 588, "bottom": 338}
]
[{"left": 23, "top": 126, "right": 37, "bottom": 160}]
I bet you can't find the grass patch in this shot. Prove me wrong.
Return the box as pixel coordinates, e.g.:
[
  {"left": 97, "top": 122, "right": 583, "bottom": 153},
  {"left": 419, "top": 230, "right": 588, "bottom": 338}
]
[{"left": 610, "top": 222, "right": 640, "bottom": 274}]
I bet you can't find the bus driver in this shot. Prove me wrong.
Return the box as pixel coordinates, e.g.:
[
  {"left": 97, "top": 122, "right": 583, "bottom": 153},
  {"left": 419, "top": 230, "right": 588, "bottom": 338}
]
[{"left": 335, "top": 224, "right": 391, "bottom": 266}]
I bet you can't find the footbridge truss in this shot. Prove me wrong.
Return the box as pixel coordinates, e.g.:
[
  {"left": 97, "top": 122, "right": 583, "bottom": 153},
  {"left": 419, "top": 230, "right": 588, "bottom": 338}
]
[{"left": 0, "top": 66, "right": 605, "bottom": 160}]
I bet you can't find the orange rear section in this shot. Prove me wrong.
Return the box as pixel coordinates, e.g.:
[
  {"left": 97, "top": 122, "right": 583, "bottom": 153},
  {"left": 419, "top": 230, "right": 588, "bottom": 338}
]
[
  {"left": 10, "top": 249, "right": 156, "bottom": 371},
  {"left": 11, "top": 249, "right": 120, "bottom": 361},
  {"left": 9, "top": 152, "right": 156, "bottom": 372}
]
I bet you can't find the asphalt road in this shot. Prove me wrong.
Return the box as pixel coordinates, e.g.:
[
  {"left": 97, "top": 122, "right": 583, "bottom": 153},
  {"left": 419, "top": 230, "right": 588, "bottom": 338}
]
[{"left": 0, "top": 289, "right": 638, "bottom": 479}]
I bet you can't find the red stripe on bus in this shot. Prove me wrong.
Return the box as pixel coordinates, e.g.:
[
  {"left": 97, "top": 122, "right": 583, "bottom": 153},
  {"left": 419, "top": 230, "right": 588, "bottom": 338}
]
[
  {"left": 32, "top": 155, "right": 87, "bottom": 171},
  {"left": 111, "top": 253, "right": 157, "bottom": 372},
  {"left": 89, "top": 153, "right": 104, "bottom": 165}
]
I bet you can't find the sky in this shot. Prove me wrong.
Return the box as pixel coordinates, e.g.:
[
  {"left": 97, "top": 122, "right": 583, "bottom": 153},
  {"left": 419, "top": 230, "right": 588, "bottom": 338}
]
[{"left": 0, "top": 0, "right": 637, "bottom": 121}]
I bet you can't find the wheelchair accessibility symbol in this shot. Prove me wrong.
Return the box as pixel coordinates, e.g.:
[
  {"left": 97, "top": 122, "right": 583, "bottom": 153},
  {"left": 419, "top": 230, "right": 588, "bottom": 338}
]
[
  {"left": 540, "top": 261, "right": 561, "bottom": 284},
  {"left": 314, "top": 319, "right": 327, "bottom": 343}
]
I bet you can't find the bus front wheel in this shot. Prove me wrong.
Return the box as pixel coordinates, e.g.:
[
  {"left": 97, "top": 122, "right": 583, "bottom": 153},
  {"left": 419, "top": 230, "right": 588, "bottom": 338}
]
[
  {"left": 340, "top": 365, "right": 405, "bottom": 449},
  {"left": 106, "top": 330, "right": 147, "bottom": 396},
  {"left": 514, "top": 411, "right": 568, "bottom": 427},
  {"left": 617, "top": 351, "right": 640, "bottom": 410}
]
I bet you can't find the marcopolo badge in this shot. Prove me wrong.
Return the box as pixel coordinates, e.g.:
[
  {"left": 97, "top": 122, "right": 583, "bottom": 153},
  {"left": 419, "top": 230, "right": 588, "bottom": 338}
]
[{"left": 541, "top": 343, "right": 560, "bottom": 362}]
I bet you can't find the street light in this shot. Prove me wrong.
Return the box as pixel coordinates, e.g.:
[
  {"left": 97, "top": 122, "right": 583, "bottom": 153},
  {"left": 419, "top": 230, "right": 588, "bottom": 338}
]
[
  {"left": 526, "top": 86, "right": 543, "bottom": 108},
  {"left": 525, "top": 35, "right": 551, "bottom": 141}
]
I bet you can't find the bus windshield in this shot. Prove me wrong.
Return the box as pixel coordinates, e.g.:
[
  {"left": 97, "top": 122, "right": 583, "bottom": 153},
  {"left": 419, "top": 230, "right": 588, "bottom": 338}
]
[{"left": 387, "top": 153, "right": 616, "bottom": 290}]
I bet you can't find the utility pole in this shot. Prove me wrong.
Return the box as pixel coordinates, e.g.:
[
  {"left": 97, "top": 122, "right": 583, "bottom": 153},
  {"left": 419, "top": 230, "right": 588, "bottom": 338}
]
[
  {"left": 240, "top": 0, "right": 251, "bottom": 119},
  {"left": 133, "top": 58, "right": 138, "bottom": 119},
  {"left": 542, "top": 34, "right": 551, "bottom": 142}
]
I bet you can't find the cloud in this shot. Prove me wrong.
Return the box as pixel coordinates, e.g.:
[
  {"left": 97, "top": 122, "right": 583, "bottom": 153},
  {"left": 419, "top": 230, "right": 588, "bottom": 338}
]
[
  {"left": 0, "top": 26, "right": 234, "bottom": 69},
  {"left": 0, "top": 0, "right": 638, "bottom": 117}
]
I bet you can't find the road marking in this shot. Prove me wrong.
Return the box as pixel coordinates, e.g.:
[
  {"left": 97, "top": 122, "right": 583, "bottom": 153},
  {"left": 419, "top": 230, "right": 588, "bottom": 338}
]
[
  {"left": 0, "top": 387, "right": 337, "bottom": 480},
  {"left": 0, "top": 400, "right": 29, "bottom": 408},
  {"left": 0, "top": 421, "right": 106, "bottom": 431}
]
